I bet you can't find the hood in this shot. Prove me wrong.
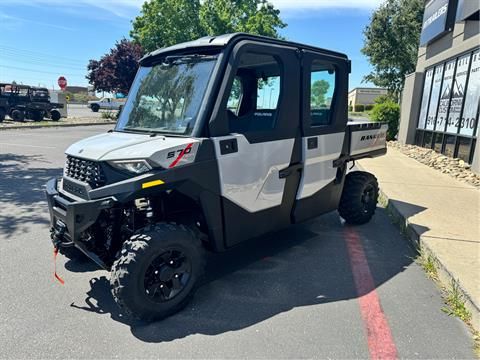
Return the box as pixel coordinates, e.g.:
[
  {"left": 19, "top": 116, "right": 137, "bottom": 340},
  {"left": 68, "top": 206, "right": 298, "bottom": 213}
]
[{"left": 65, "top": 131, "right": 199, "bottom": 168}]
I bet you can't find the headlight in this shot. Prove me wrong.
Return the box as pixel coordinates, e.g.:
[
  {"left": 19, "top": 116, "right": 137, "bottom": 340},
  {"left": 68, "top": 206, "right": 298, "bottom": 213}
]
[{"left": 108, "top": 159, "right": 152, "bottom": 174}]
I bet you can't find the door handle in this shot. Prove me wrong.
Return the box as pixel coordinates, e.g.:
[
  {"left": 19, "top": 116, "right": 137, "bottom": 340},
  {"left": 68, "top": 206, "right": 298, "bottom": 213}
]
[
  {"left": 279, "top": 163, "right": 303, "bottom": 179},
  {"left": 219, "top": 138, "right": 238, "bottom": 155}
]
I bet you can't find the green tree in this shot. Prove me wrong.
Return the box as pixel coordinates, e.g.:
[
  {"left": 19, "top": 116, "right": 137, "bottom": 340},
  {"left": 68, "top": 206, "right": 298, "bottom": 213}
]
[
  {"left": 130, "top": 0, "right": 203, "bottom": 53},
  {"left": 199, "top": 0, "right": 285, "bottom": 38},
  {"left": 311, "top": 80, "right": 330, "bottom": 108},
  {"left": 361, "top": 0, "right": 424, "bottom": 100},
  {"left": 131, "top": 0, "right": 286, "bottom": 53}
]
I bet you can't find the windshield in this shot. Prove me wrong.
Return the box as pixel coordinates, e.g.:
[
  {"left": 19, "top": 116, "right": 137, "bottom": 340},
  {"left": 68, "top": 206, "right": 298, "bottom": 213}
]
[{"left": 116, "top": 56, "right": 217, "bottom": 135}]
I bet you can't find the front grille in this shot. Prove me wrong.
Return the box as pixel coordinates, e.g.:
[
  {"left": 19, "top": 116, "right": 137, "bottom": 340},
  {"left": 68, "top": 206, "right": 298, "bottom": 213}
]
[{"left": 64, "top": 156, "right": 106, "bottom": 189}]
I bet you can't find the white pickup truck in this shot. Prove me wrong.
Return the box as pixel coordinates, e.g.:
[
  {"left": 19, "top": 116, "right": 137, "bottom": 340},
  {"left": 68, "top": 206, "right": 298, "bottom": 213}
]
[{"left": 88, "top": 98, "right": 123, "bottom": 112}]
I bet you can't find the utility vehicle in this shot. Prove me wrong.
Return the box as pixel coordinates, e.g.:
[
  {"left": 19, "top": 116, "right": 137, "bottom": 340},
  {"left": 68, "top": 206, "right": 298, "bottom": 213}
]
[
  {"left": 0, "top": 83, "right": 63, "bottom": 122},
  {"left": 46, "top": 33, "right": 387, "bottom": 321}
]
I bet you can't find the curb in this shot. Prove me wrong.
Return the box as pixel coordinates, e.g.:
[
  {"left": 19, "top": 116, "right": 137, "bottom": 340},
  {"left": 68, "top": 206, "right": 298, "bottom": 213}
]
[
  {"left": 0, "top": 121, "right": 116, "bottom": 131},
  {"left": 378, "top": 189, "right": 480, "bottom": 331}
]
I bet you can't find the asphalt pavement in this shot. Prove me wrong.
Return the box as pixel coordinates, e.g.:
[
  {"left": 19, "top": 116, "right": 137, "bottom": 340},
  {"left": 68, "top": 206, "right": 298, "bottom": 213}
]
[
  {"left": 0, "top": 126, "right": 475, "bottom": 359},
  {"left": 66, "top": 104, "right": 116, "bottom": 118}
]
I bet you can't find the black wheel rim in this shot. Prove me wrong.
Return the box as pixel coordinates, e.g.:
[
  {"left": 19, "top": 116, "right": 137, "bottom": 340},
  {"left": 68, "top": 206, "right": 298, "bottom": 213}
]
[
  {"left": 143, "top": 249, "right": 192, "bottom": 303},
  {"left": 361, "top": 184, "right": 375, "bottom": 213}
]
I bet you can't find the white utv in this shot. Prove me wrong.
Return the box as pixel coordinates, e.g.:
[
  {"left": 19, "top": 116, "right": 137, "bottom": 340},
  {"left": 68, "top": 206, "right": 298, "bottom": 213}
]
[{"left": 46, "top": 33, "right": 387, "bottom": 321}]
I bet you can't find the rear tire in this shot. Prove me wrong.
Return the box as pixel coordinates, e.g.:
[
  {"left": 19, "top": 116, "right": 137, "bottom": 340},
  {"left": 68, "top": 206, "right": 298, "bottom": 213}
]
[
  {"left": 110, "top": 223, "right": 205, "bottom": 321},
  {"left": 338, "top": 171, "right": 379, "bottom": 225},
  {"left": 91, "top": 104, "right": 100, "bottom": 112},
  {"left": 11, "top": 109, "right": 25, "bottom": 122},
  {"left": 50, "top": 109, "right": 61, "bottom": 121}
]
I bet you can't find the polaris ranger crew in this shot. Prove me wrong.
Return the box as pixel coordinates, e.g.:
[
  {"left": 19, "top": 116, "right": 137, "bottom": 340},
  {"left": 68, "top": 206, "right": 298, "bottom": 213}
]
[{"left": 46, "top": 33, "right": 387, "bottom": 321}]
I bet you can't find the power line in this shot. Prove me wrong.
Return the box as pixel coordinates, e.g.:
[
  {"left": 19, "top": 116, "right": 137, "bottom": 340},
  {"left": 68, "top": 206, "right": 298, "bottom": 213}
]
[
  {"left": 0, "top": 44, "right": 88, "bottom": 65},
  {"left": 0, "top": 64, "right": 86, "bottom": 75},
  {"left": 0, "top": 53, "right": 87, "bottom": 70}
]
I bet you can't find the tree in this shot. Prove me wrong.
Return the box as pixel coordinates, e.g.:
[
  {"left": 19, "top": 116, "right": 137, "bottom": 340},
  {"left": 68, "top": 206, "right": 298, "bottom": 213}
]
[
  {"left": 86, "top": 39, "right": 143, "bottom": 95},
  {"left": 130, "top": 0, "right": 286, "bottom": 53},
  {"left": 361, "top": 0, "right": 424, "bottom": 100},
  {"left": 199, "top": 0, "right": 285, "bottom": 39},
  {"left": 130, "top": 0, "right": 203, "bottom": 53},
  {"left": 311, "top": 80, "right": 330, "bottom": 107}
]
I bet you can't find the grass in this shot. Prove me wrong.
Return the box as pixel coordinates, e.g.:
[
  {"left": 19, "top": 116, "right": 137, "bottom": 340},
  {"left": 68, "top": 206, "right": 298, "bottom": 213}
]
[
  {"left": 442, "top": 279, "right": 471, "bottom": 322},
  {"left": 415, "top": 247, "right": 479, "bottom": 356}
]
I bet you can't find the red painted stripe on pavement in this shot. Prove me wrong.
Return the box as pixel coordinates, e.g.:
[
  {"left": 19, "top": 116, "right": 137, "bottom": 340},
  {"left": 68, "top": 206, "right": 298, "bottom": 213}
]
[
  {"left": 344, "top": 227, "right": 398, "bottom": 360},
  {"left": 169, "top": 143, "right": 193, "bottom": 168}
]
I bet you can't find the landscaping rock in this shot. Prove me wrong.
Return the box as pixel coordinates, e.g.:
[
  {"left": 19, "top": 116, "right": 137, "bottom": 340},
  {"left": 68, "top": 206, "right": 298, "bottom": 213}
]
[{"left": 388, "top": 141, "right": 480, "bottom": 189}]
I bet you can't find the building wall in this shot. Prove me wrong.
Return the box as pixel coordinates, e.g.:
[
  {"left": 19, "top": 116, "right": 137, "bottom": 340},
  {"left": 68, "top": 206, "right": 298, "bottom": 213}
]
[
  {"left": 399, "top": 0, "right": 480, "bottom": 173},
  {"left": 348, "top": 88, "right": 388, "bottom": 107}
]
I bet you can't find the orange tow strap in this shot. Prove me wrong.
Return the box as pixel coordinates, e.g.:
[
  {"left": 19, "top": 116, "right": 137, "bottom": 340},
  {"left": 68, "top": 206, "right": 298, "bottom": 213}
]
[{"left": 53, "top": 248, "right": 65, "bottom": 285}]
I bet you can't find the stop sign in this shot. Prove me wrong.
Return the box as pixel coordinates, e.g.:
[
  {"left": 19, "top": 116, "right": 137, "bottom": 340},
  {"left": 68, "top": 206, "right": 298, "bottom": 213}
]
[{"left": 58, "top": 76, "right": 67, "bottom": 91}]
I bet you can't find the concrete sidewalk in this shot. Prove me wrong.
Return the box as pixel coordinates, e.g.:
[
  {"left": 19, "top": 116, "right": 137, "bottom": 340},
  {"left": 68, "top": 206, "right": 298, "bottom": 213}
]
[{"left": 358, "top": 147, "right": 479, "bottom": 330}]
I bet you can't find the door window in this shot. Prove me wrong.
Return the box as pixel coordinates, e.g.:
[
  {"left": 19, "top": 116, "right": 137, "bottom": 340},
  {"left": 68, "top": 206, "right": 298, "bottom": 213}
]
[
  {"left": 226, "top": 52, "right": 282, "bottom": 133},
  {"left": 309, "top": 60, "right": 336, "bottom": 126}
]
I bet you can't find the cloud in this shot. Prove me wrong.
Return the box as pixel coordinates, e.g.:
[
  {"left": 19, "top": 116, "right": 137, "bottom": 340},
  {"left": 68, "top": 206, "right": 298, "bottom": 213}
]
[
  {"left": 0, "top": 11, "right": 75, "bottom": 31},
  {"left": 0, "top": 0, "right": 143, "bottom": 19}
]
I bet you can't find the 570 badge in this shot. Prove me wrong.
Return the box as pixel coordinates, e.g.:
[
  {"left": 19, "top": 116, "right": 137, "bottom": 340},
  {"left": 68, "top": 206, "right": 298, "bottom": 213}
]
[{"left": 166, "top": 146, "right": 192, "bottom": 159}]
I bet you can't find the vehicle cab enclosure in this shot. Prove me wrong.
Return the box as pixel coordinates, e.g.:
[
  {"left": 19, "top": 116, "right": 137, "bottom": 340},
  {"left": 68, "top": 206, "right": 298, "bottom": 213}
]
[{"left": 46, "top": 33, "right": 386, "bottom": 269}]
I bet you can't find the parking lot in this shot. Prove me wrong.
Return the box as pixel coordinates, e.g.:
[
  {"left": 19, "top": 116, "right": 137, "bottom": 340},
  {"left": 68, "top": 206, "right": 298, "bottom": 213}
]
[{"left": 0, "top": 125, "right": 475, "bottom": 358}]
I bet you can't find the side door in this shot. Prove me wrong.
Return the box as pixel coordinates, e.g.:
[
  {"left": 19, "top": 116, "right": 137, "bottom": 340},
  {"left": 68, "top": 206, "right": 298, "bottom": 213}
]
[
  {"left": 209, "top": 41, "right": 302, "bottom": 247},
  {"left": 293, "top": 50, "right": 350, "bottom": 223}
]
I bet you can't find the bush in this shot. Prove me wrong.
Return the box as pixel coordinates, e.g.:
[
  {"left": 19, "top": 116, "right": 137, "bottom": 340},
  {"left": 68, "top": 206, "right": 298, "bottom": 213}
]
[
  {"left": 365, "top": 104, "right": 374, "bottom": 111},
  {"left": 354, "top": 104, "right": 365, "bottom": 112},
  {"left": 101, "top": 111, "right": 117, "bottom": 120},
  {"left": 370, "top": 100, "right": 400, "bottom": 140},
  {"left": 348, "top": 105, "right": 353, "bottom": 112}
]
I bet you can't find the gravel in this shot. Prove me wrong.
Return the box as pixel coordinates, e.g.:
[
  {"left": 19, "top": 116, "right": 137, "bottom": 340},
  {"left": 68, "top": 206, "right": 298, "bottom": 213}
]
[{"left": 388, "top": 141, "right": 480, "bottom": 188}]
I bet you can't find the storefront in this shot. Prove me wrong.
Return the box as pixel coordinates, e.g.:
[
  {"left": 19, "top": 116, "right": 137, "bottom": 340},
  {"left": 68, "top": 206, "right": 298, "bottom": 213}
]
[{"left": 399, "top": 0, "right": 480, "bottom": 171}]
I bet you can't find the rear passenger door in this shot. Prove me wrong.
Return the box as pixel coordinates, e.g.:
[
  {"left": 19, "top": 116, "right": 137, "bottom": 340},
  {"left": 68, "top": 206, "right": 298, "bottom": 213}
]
[
  {"left": 210, "top": 41, "right": 302, "bottom": 246},
  {"left": 293, "top": 50, "right": 350, "bottom": 223}
]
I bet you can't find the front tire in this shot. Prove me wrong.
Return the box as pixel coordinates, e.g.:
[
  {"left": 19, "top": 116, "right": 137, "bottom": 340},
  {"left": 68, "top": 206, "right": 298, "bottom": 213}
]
[
  {"left": 50, "top": 109, "right": 61, "bottom": 121},
  {"left": 91, "top": 104, "right": 100, "bottom": 112},
  {"left": 338, "top": 171, "right": 379, "bottom": 225},
  {"left": 110, "top": 223, "right": 205, "bottom": 321}
]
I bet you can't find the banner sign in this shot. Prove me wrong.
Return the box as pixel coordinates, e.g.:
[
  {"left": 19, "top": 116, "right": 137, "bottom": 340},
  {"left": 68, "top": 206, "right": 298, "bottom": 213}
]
[
  {"left": 425, "top": 64, "right": 444, "bottom": 130},
  {"left": 420, "top": 0, "right": 455, "bottom": 46},
  {"left": 460, "top": 50, "right": 480, "bottom": 136},
  {"left": 445, "top": 54, "right": 470, "bottom": 133},
  {"left": 435, "top": 59, "right": 456, "bottom": 131}
]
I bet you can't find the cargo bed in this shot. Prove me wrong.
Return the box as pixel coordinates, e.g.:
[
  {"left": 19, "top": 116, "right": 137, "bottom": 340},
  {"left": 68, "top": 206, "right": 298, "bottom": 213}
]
[{"left": 335, "top": 121, "right": 388, "bottom": 167}]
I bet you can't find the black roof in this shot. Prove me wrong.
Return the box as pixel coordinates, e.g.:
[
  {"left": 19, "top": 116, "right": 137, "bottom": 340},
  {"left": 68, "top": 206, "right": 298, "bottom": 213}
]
[{"left": 140, "top": 33, "right": 348, "bottom": 65}]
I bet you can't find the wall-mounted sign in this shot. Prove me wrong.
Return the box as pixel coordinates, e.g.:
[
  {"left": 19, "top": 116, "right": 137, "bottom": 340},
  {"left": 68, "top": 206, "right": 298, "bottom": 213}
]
[{"left": 420, "top": 0, "right": 457, "bottom": 46}]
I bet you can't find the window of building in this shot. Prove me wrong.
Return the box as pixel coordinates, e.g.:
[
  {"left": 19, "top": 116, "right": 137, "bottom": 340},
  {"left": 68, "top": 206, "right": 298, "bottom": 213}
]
[
  {"left": 415, "top": 48, "right": 479, "bottom": 163},
  {"left": 310, "top": 60, "right": 336, "bottom": 126}
]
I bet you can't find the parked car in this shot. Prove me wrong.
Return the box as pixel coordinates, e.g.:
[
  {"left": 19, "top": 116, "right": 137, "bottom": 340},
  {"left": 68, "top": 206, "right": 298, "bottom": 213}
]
[{"left": 88, "top": 98, "right": 123, "bottom": 112}]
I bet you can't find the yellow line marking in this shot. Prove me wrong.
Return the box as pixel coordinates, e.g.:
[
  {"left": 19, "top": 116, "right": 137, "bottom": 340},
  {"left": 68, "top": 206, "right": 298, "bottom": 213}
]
[{"left": 142, "top": 179, "right": 165, "bottom": 189}]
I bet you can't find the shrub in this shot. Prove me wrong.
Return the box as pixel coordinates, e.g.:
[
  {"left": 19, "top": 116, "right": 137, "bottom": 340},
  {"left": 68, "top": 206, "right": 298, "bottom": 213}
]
[
  {"left": 101, "top": 111, "right": 117, "bottom": 120},
  {"left": 348, "top": 105, "right": 353, "bottom": 112},
  {"left": 370, "top": 100, "right": 400, "bottom": 140},
  {"left": 365, "top": 104, "right": 374, "bottom": 111},
  {"left": 354, "top": 104, "right": 365, "bottom": 112}
]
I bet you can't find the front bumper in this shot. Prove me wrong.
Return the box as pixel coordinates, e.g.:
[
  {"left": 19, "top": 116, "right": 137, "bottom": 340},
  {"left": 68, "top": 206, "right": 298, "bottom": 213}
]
[{"left": 46, "top": 178, "right": 115, "bottom": 261}]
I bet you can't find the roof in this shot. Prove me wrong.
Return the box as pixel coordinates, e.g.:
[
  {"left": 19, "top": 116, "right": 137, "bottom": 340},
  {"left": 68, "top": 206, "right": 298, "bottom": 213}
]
[
  {"left": 348, "top": 87, "right": 388, "bottom": 94},
  {"left": 141, "top": 33, "right": 348, "bottom": 64}
]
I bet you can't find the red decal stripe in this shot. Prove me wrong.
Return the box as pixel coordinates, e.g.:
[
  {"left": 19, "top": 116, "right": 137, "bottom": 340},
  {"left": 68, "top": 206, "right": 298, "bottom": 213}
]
[
  {"left": 344, "top": 227, "right": 398, "bottom": 360},
  {"left": 169, "top": 143, "right": 193, "bottom": 168}
]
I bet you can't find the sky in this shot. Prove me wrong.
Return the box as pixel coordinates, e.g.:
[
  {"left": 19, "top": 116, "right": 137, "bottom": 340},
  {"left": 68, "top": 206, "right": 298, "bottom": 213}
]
[{"left": 0, "top": 0, "right": 383, "bottom": 91}]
